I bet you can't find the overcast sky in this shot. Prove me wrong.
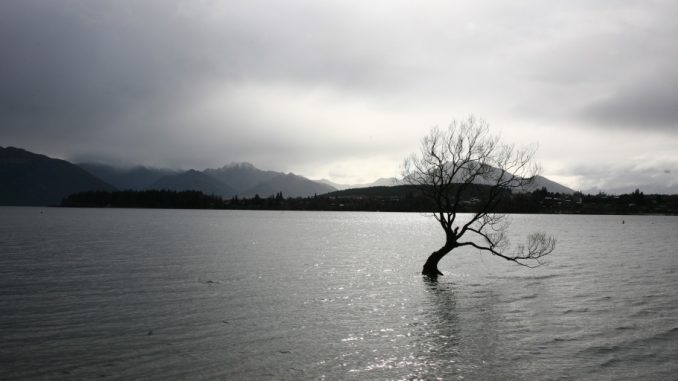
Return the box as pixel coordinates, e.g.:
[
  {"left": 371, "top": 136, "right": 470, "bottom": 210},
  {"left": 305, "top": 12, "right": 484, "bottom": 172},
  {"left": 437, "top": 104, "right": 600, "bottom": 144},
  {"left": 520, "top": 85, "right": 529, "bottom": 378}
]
[{"left": 1, "top": 0, "right": 677, "bottom": 192}]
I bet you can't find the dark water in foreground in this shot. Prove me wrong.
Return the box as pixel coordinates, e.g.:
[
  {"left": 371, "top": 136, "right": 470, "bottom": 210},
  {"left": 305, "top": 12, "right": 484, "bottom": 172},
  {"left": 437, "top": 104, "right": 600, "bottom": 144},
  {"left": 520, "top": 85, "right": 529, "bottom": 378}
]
[{"left": 0, "top": 207, "right": 677, "bottom": 380}]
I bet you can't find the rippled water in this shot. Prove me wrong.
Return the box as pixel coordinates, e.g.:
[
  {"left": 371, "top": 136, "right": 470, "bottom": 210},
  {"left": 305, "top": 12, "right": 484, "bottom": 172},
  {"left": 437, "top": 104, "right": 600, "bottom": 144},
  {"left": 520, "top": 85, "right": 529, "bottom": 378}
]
[{"left": 1, "top": 207, "right": 677, "bottom": 380}]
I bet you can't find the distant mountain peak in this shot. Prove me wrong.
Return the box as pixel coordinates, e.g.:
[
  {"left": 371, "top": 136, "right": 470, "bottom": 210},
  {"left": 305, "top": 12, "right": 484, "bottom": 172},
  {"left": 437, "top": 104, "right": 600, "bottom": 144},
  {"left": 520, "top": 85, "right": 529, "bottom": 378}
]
[
  {"left": 220, "top": 162, "right": 257, "bottom": 170},
  {"left": 242, "top": 171, "right": 335, "bottom": 197},
  {"left": 149, "top": 169, "right": 236, "bottom": 197}
]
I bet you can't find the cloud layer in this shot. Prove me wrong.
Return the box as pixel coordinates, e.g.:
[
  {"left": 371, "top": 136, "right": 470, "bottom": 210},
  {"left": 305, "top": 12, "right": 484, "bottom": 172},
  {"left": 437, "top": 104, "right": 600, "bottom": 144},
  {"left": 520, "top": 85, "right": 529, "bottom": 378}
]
[{"left": 1, "top": 0, "right": 677, "bottom": 189}]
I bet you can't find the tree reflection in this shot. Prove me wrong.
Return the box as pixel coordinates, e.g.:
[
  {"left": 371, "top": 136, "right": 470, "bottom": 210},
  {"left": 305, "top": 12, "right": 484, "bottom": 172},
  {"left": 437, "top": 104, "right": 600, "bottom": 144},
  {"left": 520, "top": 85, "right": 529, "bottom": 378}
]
[
  {"left": 407, "top": 279, "right": 463, "bottom": 379},
  {"left": 416, "top": 280, "right": 522, "bottom": 379}
]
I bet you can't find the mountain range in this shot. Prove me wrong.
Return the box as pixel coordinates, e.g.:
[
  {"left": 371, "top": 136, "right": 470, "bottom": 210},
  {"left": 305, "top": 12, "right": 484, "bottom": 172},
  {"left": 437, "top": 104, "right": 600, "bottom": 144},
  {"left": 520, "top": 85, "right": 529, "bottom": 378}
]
[
  {"left": 148, "top": 169, "right": 238, "bottom": 197},
  {"left": 202, "top": 162, "right": 334, "bottom": 197},
  {"left": 77, "top": 163, "right": 178, "bottom": 190},
  {"left": 79, "top": 161, "right": 336, "bottom": 198},
  {"left": 318, "top": 175, "right": 575, "bottom": 194},
  {"left": 1, "top": 146, "right": 579, "bottom": 206}
]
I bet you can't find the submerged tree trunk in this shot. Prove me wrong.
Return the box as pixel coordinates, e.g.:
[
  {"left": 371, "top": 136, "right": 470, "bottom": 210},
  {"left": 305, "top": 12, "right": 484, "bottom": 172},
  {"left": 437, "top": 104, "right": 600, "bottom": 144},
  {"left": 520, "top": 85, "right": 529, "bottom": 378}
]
[
  {"left": 405, "top": 119, "right": 556, "bottom": 279},
  {"left": 422, "top": 241, "right": 457, "bottom": 278}
]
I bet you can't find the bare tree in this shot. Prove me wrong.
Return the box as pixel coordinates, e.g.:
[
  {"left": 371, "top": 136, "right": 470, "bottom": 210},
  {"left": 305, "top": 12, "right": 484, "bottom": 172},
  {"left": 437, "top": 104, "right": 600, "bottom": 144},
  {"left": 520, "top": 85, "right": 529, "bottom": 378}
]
[{"left": 402, "top": 117, "right": 556, "bottom": 278}]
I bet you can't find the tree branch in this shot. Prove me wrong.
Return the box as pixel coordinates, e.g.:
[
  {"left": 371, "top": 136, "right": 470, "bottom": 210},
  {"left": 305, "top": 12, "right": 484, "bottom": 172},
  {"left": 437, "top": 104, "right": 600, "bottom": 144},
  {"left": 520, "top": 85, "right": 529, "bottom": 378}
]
[{"left": 402, "top": 116, "right": 557, "bottom": 273}]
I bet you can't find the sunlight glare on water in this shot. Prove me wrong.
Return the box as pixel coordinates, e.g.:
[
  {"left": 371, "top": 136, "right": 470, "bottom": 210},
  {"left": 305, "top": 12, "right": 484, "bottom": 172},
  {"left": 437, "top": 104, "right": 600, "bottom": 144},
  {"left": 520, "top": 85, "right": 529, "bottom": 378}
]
[{"left": 0, "top": 208, "right": 677, "bottom": 380}]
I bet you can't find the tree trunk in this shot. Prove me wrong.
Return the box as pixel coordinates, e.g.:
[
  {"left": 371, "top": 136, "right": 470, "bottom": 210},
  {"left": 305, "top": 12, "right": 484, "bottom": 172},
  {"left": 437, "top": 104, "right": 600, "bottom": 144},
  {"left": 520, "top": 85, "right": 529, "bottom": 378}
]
[{"left": 422, "top": 243, "right": 456, "bottom": 278}]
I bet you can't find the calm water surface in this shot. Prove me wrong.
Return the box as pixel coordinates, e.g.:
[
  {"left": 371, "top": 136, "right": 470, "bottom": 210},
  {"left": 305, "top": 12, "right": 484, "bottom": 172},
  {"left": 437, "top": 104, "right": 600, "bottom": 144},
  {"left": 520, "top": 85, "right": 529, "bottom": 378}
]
[{"left": 0, "top": 207, "right": 677, "bottom": 380}]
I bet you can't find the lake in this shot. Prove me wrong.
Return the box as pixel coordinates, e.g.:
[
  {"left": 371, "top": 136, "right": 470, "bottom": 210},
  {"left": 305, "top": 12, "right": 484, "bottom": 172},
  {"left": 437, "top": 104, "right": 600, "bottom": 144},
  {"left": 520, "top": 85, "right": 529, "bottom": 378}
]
[{"left": 1, "top": 207, "right": 677, "bottom": 380}]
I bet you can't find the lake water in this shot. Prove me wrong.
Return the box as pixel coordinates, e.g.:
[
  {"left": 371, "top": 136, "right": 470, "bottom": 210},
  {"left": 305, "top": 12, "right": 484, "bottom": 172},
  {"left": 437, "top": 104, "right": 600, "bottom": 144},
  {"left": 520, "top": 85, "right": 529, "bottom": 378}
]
[{"left": 0, "top": 207, "right": 677, "bottom": 380}]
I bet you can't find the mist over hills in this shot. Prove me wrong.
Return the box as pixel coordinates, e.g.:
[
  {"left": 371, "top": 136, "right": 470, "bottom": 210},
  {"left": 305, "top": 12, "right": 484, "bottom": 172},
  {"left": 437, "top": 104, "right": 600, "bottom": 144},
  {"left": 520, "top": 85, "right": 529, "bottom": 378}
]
[
  {"left": 148, "top": 169, "right": 238, "bottom": 197},
  {"left": 79, "top": 159, "right": 573, "bottom": 199},
  {"left": 201, "top": 163, "right": 335, "bottom": 197},
  {"left": 77, "top": 163, "right": 178, "bottom": 190},
  {"left": 245, "top": 172, "right": 335, "bottom": 197},
  {"left": 0, "top": 146, "right": 625, "bottom": 207},
  {"left": 320, "top": 173, "right": 574, "bottom": 194},
  {"left": 203, "top": 163, "right": 280, "bottom": 194},
  {"left": 81, "top": 160, "right": 336, "bottom": 198},
  {"left": 318, "top": 177, "right": 399, "bottom": 190}
]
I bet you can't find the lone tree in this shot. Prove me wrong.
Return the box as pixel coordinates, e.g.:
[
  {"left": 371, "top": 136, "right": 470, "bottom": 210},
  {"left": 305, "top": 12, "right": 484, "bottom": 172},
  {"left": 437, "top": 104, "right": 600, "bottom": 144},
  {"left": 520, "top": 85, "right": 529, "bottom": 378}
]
[{"left": 402, "top": 117, "right": 556, "bottom": 278}]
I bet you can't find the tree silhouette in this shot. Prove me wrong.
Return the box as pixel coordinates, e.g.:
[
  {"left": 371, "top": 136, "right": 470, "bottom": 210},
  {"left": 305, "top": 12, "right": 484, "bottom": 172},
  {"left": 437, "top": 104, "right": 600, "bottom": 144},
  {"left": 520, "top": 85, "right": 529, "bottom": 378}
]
[{"left": 402, "top": 117, "right": 556, "bottom": 278}]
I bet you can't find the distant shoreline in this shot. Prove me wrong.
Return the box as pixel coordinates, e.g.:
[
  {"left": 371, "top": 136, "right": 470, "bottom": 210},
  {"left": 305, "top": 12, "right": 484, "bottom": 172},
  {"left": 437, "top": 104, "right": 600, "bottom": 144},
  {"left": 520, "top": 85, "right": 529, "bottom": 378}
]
[
  {"left": 1, "top": 204, "right": 677, "bottom": 216},
  {"left": 54, "top": 188, "right": 678, "bottom": 216}
]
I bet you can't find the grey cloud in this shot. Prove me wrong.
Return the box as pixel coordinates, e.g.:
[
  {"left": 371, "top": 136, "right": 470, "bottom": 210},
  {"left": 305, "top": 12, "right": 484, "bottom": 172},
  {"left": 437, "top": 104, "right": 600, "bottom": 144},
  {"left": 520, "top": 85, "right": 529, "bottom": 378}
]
[
  {"left": 1, "top": 0, "right": 677, "bottom": 183},
  {"left": 581, "top": 77, "right": 678, "bottom": 130},
  {"left": 564, "top": 161, "right": 678, "bottom": 194},
  {"left": 1, "top": 0, "right": 432, "bottom": 168},
  {"left": 513, "top": 0, "right": 678, "bottom": 131}
]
